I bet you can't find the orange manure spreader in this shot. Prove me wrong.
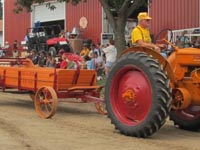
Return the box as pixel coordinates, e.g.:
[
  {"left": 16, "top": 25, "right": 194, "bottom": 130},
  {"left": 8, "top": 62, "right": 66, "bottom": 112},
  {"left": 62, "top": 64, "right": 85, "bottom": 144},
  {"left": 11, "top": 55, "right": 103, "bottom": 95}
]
[{"left": 0, "top": 54, "right": 106, "bottom": 118}]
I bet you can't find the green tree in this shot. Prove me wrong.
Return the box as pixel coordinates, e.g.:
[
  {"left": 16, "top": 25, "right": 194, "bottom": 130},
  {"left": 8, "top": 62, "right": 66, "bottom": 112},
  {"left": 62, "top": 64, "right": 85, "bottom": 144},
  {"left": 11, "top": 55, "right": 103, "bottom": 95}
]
[
  {"left": 0, "top": 0, "right": 2, "bottom": 20},
  {"left": 14, "top": 0, "right": 146, "bottom": 53}
]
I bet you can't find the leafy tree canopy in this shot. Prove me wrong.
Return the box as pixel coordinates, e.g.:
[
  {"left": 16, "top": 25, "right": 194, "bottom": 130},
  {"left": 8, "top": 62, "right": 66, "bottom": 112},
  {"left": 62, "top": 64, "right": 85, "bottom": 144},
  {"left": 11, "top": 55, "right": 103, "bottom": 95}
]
[
  {"left": 14, "top": 0, "right": 87, "bottom": 13},
  {"left": 0, "top": 0, "right": 2, "bottom": 19}
]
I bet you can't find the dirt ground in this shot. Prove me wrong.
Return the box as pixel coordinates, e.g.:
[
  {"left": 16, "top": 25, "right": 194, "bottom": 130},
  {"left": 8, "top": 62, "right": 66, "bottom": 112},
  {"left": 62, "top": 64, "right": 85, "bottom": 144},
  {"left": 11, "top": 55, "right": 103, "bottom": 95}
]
[{"left": 0, "top": 90, "right": 199, "bottom": 150}]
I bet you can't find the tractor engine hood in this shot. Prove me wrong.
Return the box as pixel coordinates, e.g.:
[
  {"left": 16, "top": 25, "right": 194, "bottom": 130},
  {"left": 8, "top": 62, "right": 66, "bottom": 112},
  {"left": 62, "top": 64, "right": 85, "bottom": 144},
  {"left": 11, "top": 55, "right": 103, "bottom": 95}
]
[{"left": 175, "top": 48, "right": 200, "bottom": 66}]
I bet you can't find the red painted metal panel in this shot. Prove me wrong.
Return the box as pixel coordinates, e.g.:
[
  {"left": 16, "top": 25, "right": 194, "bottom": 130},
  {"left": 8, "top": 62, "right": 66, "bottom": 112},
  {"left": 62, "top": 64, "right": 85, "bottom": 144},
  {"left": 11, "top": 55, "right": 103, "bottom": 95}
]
[
  {"left": 66, "top": 1, "right": 102, "bottom": 44},
  {"left": 149, "top": 0, "right": 199, "bottom": 36},
  {"left": 5, "top": 0, "right": 102, "bottom": 49},
  {"left": 5, "top": 0, "right": 199, "bottom": 49},
  {"left": 4, "top": 0, "right": 30, "bottom": 49}
]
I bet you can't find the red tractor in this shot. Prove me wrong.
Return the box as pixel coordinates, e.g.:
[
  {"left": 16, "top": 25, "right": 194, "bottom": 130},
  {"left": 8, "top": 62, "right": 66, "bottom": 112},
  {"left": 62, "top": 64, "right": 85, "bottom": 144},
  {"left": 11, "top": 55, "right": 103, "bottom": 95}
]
[
  {"left": 105, "top": 29, "right": 200, "bottom": 137},
  {"left": 26, "top": 25, "right": 70, "bottom": 56}
]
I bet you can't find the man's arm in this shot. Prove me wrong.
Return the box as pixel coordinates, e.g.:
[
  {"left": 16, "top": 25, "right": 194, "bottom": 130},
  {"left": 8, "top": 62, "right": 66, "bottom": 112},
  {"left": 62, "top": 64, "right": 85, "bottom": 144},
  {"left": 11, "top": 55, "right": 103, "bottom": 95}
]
[{"left": 137, "top": 39, "right": 160, "bottom": 52}]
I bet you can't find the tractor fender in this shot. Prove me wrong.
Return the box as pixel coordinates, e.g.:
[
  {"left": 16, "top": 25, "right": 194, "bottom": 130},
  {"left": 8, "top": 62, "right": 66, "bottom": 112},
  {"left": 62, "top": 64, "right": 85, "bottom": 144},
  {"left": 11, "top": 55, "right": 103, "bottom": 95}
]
[{"left": 119, "top": 46, "right": 175, "bottom": 83}]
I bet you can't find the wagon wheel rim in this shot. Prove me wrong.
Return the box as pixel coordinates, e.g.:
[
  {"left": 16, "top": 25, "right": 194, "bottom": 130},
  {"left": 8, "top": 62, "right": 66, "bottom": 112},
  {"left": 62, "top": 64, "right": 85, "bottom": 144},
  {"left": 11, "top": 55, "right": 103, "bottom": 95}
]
[
  {"left": 34, "top": 86, "right": 58, "bottom": 119},
  {"left": 95, "top": 87, "right": 107, "bottom": 115},
  {"left": 95, "top": 102, "right": 107, "bottom": 115},
  {"left": 110, "top": 66, "right": 152, "bottom": 125}
]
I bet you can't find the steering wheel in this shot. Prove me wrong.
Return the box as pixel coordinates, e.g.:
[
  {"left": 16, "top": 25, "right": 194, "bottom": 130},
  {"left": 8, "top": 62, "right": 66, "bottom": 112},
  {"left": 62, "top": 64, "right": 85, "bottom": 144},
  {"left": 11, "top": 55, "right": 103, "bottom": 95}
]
[
  {"left": 154, "top": 28, "right": 177, "bottom": 57},
  {"left": 154, "top": 28, "right": 173, "bottom": 44}
]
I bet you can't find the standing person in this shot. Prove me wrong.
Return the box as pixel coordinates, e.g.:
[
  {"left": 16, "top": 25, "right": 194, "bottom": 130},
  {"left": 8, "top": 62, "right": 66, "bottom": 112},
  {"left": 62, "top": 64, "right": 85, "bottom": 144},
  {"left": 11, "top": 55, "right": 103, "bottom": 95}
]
[
  {"left": 3, "top": 41, "right": 10, "bottom": 57},
  {"left": 131, "top": 12, "right": 165, "bottom": 53},
  {"left": 91, "top": 43, "right": 101, "bottom": 57},
  {"left": 59, "top": 30, "right": 65, "bottom": 38},
  {"left": 102, "top": 38, "right": 117, "bottom": 76},
  {"left": 13, "top": 40, "right": 19, "bottom": 58}
]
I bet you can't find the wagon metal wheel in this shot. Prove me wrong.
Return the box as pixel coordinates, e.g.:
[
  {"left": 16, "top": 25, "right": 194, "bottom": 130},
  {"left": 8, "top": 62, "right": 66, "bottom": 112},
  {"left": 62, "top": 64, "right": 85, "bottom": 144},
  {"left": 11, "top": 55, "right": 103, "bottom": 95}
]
[
  {"left": 34, "top": 86, "right": 58, "bottom": 119},
  {"left": 105, "top": 52, "right": 171, "bottom": 138},
  {"left": 95, "top": 102, "right": 107, "bottom": 115},
  {"left": 95, "top": 87, "right": 107, "bottom": 115}
]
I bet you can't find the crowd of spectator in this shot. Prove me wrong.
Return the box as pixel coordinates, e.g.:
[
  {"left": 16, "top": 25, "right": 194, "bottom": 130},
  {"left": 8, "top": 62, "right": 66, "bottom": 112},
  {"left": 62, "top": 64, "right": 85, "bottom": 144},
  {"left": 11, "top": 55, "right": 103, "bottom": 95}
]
[
  {"left": 26, "top": 38, "right": 117, "bottom": 80},
  {"left": 175, "top": 29, "right": 200, "bottom": 48}
]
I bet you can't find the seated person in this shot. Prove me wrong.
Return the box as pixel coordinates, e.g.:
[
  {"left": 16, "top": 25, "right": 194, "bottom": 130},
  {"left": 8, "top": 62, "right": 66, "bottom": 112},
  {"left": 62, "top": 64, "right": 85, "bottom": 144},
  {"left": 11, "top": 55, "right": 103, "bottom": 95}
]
[
  {"left": 37, "top": 50, "right": 46, "bottom": 67},
  {"left": 60, "top": 53, "right": 76, "bottom": 69},
  {"left": 131, "top": 12, "right": 167, "bottom": 57},
  {"left": 46, "top": 52, "right": 56, "bottom": 68},
  {"left": 60, "top": 54, "right": 68, "bottom": 69},
  {"left": 80, "top": 44, "right": 89, "bottom": 58},
  {"left": 81, "top": 56, "right": 87, "bottom": 69},
  {"left": 28, "top": 49, "right": 39, "bottom": 65}
]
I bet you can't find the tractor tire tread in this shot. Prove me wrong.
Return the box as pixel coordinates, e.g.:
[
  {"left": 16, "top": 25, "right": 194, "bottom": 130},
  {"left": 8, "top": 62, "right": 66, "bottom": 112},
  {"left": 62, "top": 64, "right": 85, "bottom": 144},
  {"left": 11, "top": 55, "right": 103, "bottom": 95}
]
[{"left": 106, "top": 52, "right": 172, "bottom": 138}]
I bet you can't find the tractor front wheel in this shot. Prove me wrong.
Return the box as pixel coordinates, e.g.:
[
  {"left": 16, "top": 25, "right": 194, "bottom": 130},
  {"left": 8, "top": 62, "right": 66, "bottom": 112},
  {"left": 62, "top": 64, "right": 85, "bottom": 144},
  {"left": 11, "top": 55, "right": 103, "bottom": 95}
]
[
  {"left": 105, "top": 52, "right": 171, "bottom": 137},
  {"left": 170, "top": 106, "right": 200, "bottom": 130}
]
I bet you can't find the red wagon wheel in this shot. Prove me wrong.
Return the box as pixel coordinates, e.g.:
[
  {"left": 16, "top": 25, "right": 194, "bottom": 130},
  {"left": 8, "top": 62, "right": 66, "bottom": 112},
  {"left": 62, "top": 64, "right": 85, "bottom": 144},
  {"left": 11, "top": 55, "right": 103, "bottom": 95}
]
[
  {"left": 95, "top": 87, "right": 107, "bottom": 115},
  {"left": 34, "top": 86, "right": 58, "bottom": 119},
  {"left": 95, "top": 101, "right": 107, "bottom": 115}
]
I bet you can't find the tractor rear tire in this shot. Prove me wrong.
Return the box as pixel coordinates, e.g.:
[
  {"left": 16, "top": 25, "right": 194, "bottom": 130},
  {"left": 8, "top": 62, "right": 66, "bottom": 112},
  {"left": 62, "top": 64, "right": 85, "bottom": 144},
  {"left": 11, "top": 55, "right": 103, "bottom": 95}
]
[
  {"left": 105, "top": 52, "right": 171, "bottom": 138},
  {"left": 170, "top": 107, "right": 200, "bottom": 131}
]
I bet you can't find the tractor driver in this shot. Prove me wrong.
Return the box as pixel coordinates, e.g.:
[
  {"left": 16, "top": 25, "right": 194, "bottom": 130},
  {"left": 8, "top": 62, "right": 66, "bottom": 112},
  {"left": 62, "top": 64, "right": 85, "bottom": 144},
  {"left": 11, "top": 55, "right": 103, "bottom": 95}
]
[{"left": 131, "top": 12, "right": 166, "bottom": 55}]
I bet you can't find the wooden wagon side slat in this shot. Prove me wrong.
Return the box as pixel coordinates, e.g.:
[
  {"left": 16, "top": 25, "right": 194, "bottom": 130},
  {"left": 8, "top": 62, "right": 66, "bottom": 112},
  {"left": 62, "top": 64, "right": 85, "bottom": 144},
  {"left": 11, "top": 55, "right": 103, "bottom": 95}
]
[
  {"left": 75, "top": 70, "right": 97, "bottom": 86},
  {"left": 0, "top": 68, "right": 6, "bottom": 91},
  {"left": 56, "top": 69, "right": 77, "bottom": 90}
]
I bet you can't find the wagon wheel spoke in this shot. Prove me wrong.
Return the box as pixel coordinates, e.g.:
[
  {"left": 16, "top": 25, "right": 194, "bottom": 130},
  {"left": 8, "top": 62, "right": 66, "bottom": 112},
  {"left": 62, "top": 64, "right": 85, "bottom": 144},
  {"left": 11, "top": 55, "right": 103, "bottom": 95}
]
[
  {"left": 47, "top": 100, "right": 53, "bottom": 109},
  {"left": 43, "top": 88, "right": 48, "bottom": 99},
  {"left": 44, "top": 103, "right": 50, "bottom": 113}
]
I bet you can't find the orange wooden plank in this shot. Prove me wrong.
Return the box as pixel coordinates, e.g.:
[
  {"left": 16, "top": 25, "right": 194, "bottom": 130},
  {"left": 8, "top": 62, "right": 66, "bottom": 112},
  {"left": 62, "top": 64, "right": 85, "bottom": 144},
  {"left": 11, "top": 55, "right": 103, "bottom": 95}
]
[{"left": 67, "top": 85, "right": 101, "bottom": 91}]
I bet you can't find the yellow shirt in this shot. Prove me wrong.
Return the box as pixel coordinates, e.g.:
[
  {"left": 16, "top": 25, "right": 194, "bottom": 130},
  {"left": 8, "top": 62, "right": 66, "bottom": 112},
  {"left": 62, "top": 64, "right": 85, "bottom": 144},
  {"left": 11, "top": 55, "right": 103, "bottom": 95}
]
[
  {"left": 80, "top": 48, "right": 89, "bottom": 57},
  {"left": 131, "top": 25, "right": 152, "bottom": 44}
]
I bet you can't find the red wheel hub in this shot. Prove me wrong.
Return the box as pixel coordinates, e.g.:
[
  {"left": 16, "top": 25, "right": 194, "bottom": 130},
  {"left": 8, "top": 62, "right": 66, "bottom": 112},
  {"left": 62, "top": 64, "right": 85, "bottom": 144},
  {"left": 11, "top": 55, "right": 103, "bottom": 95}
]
[{"left": 110, "top": 66, "right": 152, "bottom": 126}]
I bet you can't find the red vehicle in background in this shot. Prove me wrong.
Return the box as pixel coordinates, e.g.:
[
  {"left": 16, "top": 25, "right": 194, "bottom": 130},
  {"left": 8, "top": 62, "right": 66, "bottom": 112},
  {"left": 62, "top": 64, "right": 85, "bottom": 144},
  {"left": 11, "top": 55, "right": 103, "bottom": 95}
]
[{"left": 26, "top": 25, "right": 71, "bottom": 56}]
